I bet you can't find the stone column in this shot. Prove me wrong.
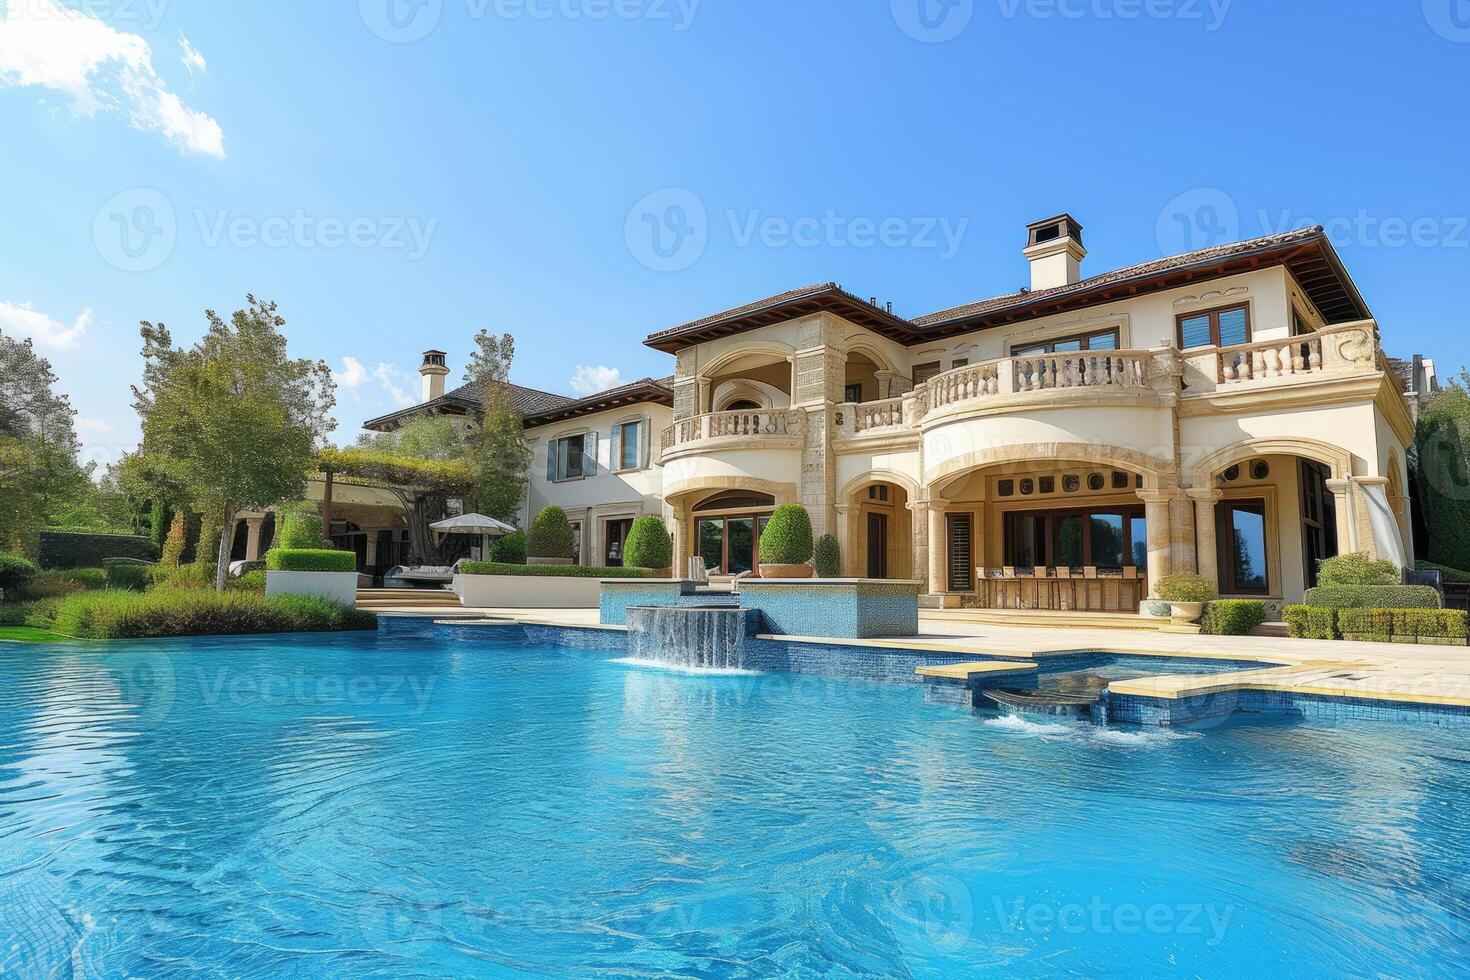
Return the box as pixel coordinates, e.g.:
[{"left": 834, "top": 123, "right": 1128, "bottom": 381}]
[
  {"left": 910, "top": 498, "right": 930, "bottom": 592},
  {"left": 1138, "top": 490, "right": 1175, "bottom": 597},
  {"left": 243, "top": 517, "right": 265, "bottom": 562},
  {"left": 835, "top": 503, "right": 856, "bottom": 577},
  {"left": 696, "top": 378, "right": 712, "bottom": 415},
  {"left": 1325, "top": 479, "right": 1357, "bottom": 555},
  {"left": 1170, "top": 491, "right": 1197, "bottom": 578},
  {"left": 927, "top": 504, "right": 947, "bottom": 595},
  {"left": 1188, "top": 489, "right": 1223, "bottom": 592}
]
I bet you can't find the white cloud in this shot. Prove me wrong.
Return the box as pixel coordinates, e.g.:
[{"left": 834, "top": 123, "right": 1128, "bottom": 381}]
[
  {"left": 75, "top": 417, "right": 114, "bottom": 433},
  {"left": 0, "top": 0, "right": 225, "bottom": 158},
  {"left": 373, "top": 362, "right": 417, "bottom": 407},
  {"left": 335, "top": 355, "right": 369, "bottom": 389},
  {"left": 0, "top": 301, "right": 90, "bottom": 349},
  {"left": 178, "top": 31, "right": 206, "bottom": 81},
  {"left": 570, "top": 365, "right": 623, "bottom": 395}
]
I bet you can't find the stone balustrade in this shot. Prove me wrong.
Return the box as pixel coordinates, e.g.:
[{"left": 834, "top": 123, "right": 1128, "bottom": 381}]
[{"left": 660, "top": 408, "right": 805, "bottom": 458}]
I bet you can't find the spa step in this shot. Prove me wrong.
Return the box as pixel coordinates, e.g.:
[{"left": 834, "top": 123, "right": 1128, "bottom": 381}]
[
  {"left": 981, "top": 688, "right": 1102, "bottom": 719},
  {"left": 356, "top": 589, "right": 463, "bottom": 609}
]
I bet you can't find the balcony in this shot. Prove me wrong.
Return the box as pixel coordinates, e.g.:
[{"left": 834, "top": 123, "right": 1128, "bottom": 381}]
[
  {"left": 660, "top": 408, "right": 805, "bottom": 461},
  {"left": 914, "top": 348, "right": 1165, "bottom": 425},
  {"left": 1180, "top": 320, "right": 1382, "bottom": 396}
]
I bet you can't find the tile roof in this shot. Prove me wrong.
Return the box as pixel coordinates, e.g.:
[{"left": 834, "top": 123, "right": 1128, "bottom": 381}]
[
  {"left": 521, "top": 377, "right": 674, "bottom": 429},
  {"left": 361, "top": 379, "right": 574, "bottom": 431}
]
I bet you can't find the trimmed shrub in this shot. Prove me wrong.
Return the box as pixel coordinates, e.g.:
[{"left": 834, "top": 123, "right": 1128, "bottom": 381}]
[
  {"left": 160, "top": 511, "right": 187, "bottom": 567},
  {"left": 759, "top": 505, "right": 814, "bottom": 565},
  {"left": 105, "top": 562, "right": 153, "bottom": 591},
  {"left": 1417, "top": 560, "right": 1470, "bottom": 584},
  {"left": 36, "top": 531, "right": 157, "bottom": 570},
  {"left": 457, "top": 562, "right": 656, "bottom": 579},
  {"left": 1395, "top": 608, "right": 1468, "bottom": 639},
  {"left": 814, "top": 534, "right": 842, "bottom": 578},
  {"left": 228, "top": 570, "right": 268, "bottom": 592},
  {"left": 1318, "top": 553, "right": 1401, "bottom": 587},
  {"left": 1303, "top": 585, "right": 1440, "bottom": 610},
  {"left": 527, "top": 506, "right": 575, "bottom": 560},
  {"left": 277, "top": 507, "right": 332, "bottom": 550},
  {"left": 266, "top": 549, "right": 358, "bottom": 572},
  {"left": 490, "top": 530, "right": 527, "bottom": 565},
  {"left": 1336, "top": 608, "right": 1394, "bottom": 643},
  {"left": 1285, "top": 605, "right": 1337, "bottom": 640},
  {"left": 1154, "top": 573, "right": 1218, "bottom": 604},
  {"left": 26, "top": 588, "right": 376, "bottom": 639},
  {"left": 1201, "top": 599, "right": 1268, "bottom": 636},
  {"left": 0, "top": 554, "right": 39, "bottom": 595},
  {"left": 623, "top": 516, "right": 673, "bottom": 571}
]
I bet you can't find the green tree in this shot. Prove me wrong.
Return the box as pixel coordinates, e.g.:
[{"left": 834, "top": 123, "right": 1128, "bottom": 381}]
[
  {"left": 464, "top": 330, "right": 531, "bottom": 523},
  {"left": 131, "top": 296, "right": 336, "bottom": 591},
  {"left": 1413, "top": 375, "right": 1470, "bottom": 568},
  {"left": 316, "top": 447, "right": 475, "bottom": 564}
]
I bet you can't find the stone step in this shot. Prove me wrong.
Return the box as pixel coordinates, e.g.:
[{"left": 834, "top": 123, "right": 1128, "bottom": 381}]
[{"left": 925, "top": 609, "right": 1169, "bottom": 631}]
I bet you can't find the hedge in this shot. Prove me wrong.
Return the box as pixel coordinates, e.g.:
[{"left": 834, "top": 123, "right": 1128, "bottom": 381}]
[
  {"left": 457, "top": 562, "right": 657, "bottom": 579},
  {"left": 1303, "top": 585, "right": 1440, "bottom": 610},
  {"left": 490, "top": 530, "right": 527, "bottom": 565},
  {"left": 229, "top": 570, "right": 268, "bottom": 592},
  {"left": 266, "top": 549, "right": 359, "bottom": 572},
  {"left": 760, "top": 505, "right": 814, "bottom": 565},
  {"left": 26, "top": 588, "right": 376, "bottom": 640},
  {"left": 1154, "top": 573, "right": 1218, "bottom": 604},
  {"left": 153, "top": 562, "right": 217, "bottom": 590},
  {"left": 623, "top": 516, "right": 672, "bottom": 570},
  {"left": 1317, "top": 553, "right": 1401, "bottom": 587},
  {"left": 814, "top": 533, "right": 842, "bottom": 578},
  {"left": 1418, "top": 560, "right": 1470, "bottom": 584},
  {"left": 36, "top": 531, "right": 157, "bottom": 570},
  {"left": 528, "top": 506, "right": 575, "bottom": 560},
  {"left": 1337, "top": 608, "right": 1468, "bottom": 645},
  {"left": 105, "top": 563, "right": 153, "bottom": 591},
  {"left": 0, "top": 554, "right": 38, "bottom": 594},
  {"left": 24, "top": 568, "right": 109, "bottom": 600},
  {"left": 1285, "top": 605, "right": 1337, "bottom": 640},
  {"left": 1201, "top": 599, "right": 1268, "bottom": 636},
  {"left": 277, "top": 508, "right": 332, "bottom": 550}
]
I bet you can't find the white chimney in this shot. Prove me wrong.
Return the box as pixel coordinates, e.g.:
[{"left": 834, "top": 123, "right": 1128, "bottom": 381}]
[
  {"left": 1023, "top": 214, "right": 1086, "bottom": 291},
  {"left": 419, "top": 350, "right": 450, "bottom": 402}
]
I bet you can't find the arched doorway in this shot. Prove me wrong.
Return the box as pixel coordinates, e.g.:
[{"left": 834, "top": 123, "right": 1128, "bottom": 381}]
[
  {"left": 691, "top": 490, "right": 776, "bottom": 576},
  {"left": 840, "top": 478, "right": 913, "bottom": 579}
]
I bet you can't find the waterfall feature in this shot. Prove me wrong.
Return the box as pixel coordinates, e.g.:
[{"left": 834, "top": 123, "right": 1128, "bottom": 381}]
[{"left": 625, "top": 606, "right": 764, "bottom": 671}]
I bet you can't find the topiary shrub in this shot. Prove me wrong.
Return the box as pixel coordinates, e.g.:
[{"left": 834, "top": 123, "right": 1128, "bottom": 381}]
[
  {"left": 489, "top": 530, "right": 527, "bottom": 565},
  {"left": 1318, "top": 553, "right": 1401, "bottom": 587},
  {"left": 277, "top": 507, "right": 332, "bottom": 550},
  {"left": 1303, "top": 585, "right": 1440, "bottom": 610},
  {"left": 623, "top": 516, "right": 673, "bottom": 571},
  {"left": 759, "top": 505, "right": 814, "bottom": 565},
  {"left": 1394, "top": 608, "right": 1468, "bottom": 641},
  {"left": 266, "top": 549, "right": 358, "bottom": 572},
  {"left": 1153, "top": 573, "right": 1218, "bottom": 604},
  {"left": 1201, "top": 599, "right": 1268, "bottom": 636},
  {"left": 527, "top": 506, "right": 575, "bottom": 560},
  {"left": 814, "top": 534, "right": 842, "bottom": 578},
  {"left": 1285, "top": 605, "right": 1337, "bottom": 640},
  {"left": 0, "top": 554, "right": 39, "bottom": 596}
]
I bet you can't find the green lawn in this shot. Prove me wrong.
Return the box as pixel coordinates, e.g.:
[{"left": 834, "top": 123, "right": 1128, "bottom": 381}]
[{"left": 0, "top": 626, "right": 70, "bottom": 644}]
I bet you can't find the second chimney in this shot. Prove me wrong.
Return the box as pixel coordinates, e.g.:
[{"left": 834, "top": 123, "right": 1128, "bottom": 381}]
[
  {"left": 420, "top": 350, "right": 450, "bottom": 402},
  {"left": 1023, "top": 214, "right": 1086, "bottom": 291}
]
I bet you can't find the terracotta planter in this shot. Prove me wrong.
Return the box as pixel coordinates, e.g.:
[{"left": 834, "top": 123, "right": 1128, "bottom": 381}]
[
  {"left": 1169, "top": 601, "right": 1205, "bottom": 624},
  {"left": 759, "top": 563, "right": 814, "bottom": 579}
]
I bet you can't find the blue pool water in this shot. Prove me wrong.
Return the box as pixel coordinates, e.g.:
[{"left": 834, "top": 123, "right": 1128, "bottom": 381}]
[{"left": 3, "top": 622, "right": 1469, "bottom": 977}]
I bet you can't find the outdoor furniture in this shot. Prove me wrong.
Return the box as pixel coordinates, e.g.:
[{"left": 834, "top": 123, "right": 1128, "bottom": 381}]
[{"left": 978, "top": 566, "right": 1144, "bottom": 612}]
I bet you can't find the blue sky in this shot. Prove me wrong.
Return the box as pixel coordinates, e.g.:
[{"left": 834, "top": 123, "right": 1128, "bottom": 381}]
[{"left": 3, "top": 0, "right": 1468, "bottom": 471}]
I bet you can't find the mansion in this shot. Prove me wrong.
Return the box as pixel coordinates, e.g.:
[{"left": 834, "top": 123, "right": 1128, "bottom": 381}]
[{"left": 261, "top": 215, "right": 1417, "bottom": 614}]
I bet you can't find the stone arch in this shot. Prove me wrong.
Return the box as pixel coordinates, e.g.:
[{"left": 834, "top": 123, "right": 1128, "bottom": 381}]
[
  {"left": 712, "top": 379, "right": 781, "bottom": 411},
  {"left": 663, "top": 475, "right": 799, "bottom": 507},
  {"left": 1386, "top": 448, "right": 1410, "bottom": 548},
  {"left": 839, "top": 341, "right": 896, "bottom": 375},
  {"left": 1189, "top": 437, "right": 1352, "bottom": 489},
  {"left": 925, "top": 442, "right": 1175, "bottom": 494},
  {"left": 696, "top": 342, "right": 795, "bottom": 382},
  {"left": 838, "top": 468, "right": 922, "bottom": 503}
]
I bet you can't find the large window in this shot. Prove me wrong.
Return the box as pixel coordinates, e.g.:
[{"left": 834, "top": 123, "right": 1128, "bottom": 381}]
[
  {"left": 912, "top": 361, "right": 942, "bottom": 385},
  {"left": 1012, "top": 328, "right": 1119, "bottom": 356},
  {"left": 1300, "top": 460, "right": 1338, "bottom": 589},
  {"left": 547, "top": 432, "right": 597, "bottom": 482},
  {"left": 1217, "top": 500, "right": 1269, "bottom": 594},
  {"left": 697, "top": 516, "right": 763, "bottom": 575},
  {"left": 1003, "top": 507, "right": 1146, "bottom": 571},
  {"left": 613, "top": 420, "right": 643, "bottom": 472},
  {"left": 1177, "top": 304, "right": 1250, "bottom": 350}
]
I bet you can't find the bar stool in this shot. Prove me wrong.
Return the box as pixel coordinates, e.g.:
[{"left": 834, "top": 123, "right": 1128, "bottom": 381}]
[
  {"left": 1055, "top": 566, "right": 1073, "bottom": 611},
  {"left": 1082, "top": 566, "right": 1099, "bottom": 611}
]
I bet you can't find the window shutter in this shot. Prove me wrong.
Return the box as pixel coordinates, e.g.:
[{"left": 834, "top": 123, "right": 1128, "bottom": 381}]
[
  {"left": 610, "top": 424, "right": 623, "bottom": 472},
  {"left": 947, "top": 513, "right": 973, "bottom": 592},
  {"left": 640, "top": 416, "right": 651, "bottom": 469},
  {"left": 546, "top": 440, "right": 558, "bottom": 482},
  {"left": 584, "top": 431, "right": 598, "bottom": 475}
]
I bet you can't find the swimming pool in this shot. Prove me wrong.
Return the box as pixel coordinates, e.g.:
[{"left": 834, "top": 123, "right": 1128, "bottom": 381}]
[{"left": 3, "top": 621, "right": 1468, "bottom": 976}]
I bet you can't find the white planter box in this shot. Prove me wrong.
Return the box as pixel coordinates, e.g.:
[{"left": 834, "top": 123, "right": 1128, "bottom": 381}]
[
  {"left": 266, "top": 570, "right": 360, "bottom": 606},
  {"left": 453, "top": 573, "right": 603, "bottom": 609}
]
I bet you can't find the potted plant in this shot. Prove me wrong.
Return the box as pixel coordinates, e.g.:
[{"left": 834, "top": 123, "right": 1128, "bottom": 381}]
[
  {"left": 1154, "top": 573, "right": 1218, "bottom": 625},
  {"left": 758, "top": 504, "right": 815, "bottom": 579},
  {"left": 623, "top": 516, "right": 674, "bottom": 576}
]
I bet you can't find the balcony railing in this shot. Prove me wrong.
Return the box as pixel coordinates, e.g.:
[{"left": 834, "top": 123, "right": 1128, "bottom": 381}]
[
  {"left": 660, "top": 408, "right": 805, "bottom": 457},
  {"left": 852, "top": 397, "right": 905, "bottom": 433},
  {"left": 916, "top": 349, "right": 1156, "bottom": 418},
  {"left": 1183, "top": 320, "right": 1381, "bottom": 393}
]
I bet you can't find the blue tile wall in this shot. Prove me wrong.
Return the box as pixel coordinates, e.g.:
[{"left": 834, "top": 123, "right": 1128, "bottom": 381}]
[
  {"left": 739, "top": 582, "right": 921, "bottom": 639},
  {"left": 599, "top": 581, "right": 697, "bottom": 626}
]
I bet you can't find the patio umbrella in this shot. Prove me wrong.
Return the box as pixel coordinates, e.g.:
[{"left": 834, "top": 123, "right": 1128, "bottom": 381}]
[{"left": 430, "top": 514, "right": 518, "bottom": 561}]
